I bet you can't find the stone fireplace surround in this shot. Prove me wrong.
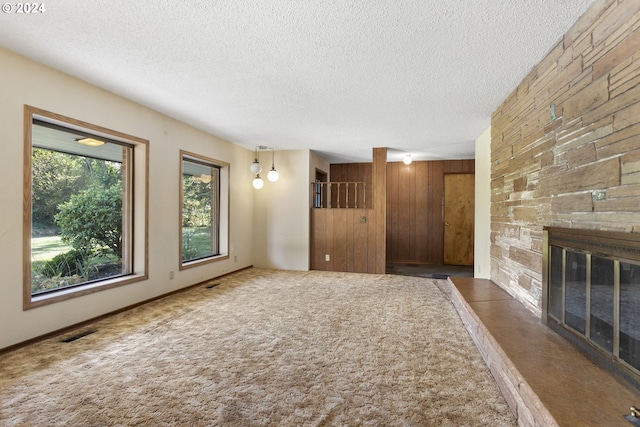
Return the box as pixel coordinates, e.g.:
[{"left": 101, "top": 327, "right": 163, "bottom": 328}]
[{"left": 484, "top": 0, "right": 640, "bottom": 423}]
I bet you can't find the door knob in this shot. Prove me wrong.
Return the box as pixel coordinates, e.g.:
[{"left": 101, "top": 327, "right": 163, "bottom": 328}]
[{"left": 445, "top": 222, "right": 450, "bottom": 226}]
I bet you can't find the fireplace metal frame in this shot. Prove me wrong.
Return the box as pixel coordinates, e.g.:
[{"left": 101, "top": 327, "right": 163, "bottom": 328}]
[{"left": 542, "top": 226, "right": 640, "bottom": 389}]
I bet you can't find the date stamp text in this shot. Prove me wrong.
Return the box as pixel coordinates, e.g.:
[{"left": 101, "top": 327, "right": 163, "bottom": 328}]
[{"left": 2, "top": 3, "right": 46, "bottom": 14}]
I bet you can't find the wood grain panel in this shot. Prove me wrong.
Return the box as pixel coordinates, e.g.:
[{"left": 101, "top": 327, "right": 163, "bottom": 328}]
[
  {"left": 326, "top": 209, "right": 334, "bottom": 271},
  {"left": 387, "top": 161, "right": 399, "bottom": 260},
  {"left": 386, "top": 159, "right": 474, "bottom": 264},
  {"left": 359, "top": 164, "right": 372, "bottom": 209},
  {"left": 367, "top": 211, "right": 377, "bottom": 273},
  {"left": 328, "top": 166, "right": 341, "bottom": 207},
  {"left": 333, "top": 209, "right": 348, "bottom": 271},
  {"left": 353, "top": 209, "right": 368, "bottom": 272},
  {"left": 310, "top": 209, "right": 316, "bottom": 269},
  {"left": 444, "top": 174, "right": 475, "bottom": 265},
  {"left": 309, "top": 208, "right": 375, "bottom": 273},
  {"left": 415, "top": 161, "right": 429, "bottom": 261},
  {"left": 398, "top": 164, "right": 412, "bottom": 261},
  {"left": 330, "top": 163, "right": 373, "bottom": 209},
  {"left": 373, "top": 148, "right": 387, "bottom": 273},
  {"left": 345, "top": 209, "right": 354, "bottom": 272},
  {"left": 408, "top": 163, "right": 416, "bottom": 261},
  {"left": 428, "top": 161, "right": 444, "bottom": 263},
  {"left": 310, "top": 209, "right": 325, "bottom": 270},
  {"left": 444, "top": 159, "right": 474, "bottom": 174}
]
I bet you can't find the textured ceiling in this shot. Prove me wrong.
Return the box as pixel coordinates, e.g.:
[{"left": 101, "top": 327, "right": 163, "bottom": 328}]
[{"left": 0, "top": 1, "right": 594, "bottom": 163}]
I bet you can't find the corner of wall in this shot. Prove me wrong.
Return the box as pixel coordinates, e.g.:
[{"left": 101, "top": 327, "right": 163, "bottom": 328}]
[{"left": 474, "top": 127, "right": 491, "bottom": 279}]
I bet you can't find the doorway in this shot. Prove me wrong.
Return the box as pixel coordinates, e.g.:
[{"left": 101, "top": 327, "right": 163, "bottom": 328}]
[
  {"left": 314, "top": 169, "right": 328, "bottom": 208},
  {"left": 443, "top": 174, "right": 475, "bottom": 266}
]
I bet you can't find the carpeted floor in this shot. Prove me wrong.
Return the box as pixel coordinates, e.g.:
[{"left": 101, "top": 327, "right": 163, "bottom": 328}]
[{"left": 0, "top": 268, "right": 516, "bottom": 426}]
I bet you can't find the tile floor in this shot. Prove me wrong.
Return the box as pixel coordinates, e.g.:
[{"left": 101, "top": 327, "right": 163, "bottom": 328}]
[{"left": 386, "top": 262, "right": 473, "bottom": 279}]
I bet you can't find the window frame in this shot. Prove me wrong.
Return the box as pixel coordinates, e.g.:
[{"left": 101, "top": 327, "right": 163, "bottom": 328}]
[
  {"left": 179, "top": 150, "right": 229, "bottom": 269},
  {"left": 23, "top": 105, "right": 149, "bottom": 310}
]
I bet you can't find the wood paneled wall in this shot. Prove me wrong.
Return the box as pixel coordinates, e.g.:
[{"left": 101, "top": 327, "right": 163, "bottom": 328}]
[
  {"left": 311, "top": 150, "right": 386, "bottom": 274},
  {"left": 310, "top": 209, "right": 379, "bottom": 273},
  {"left": 329, "top": 163, "right": 373, "bottom": 209},
  {"left": 372, "top": 148, "right": 387, "bottom": 273},
  {"left": 330, "top": 162, "right": 372, "bottom": 183},
  {"left": 313, "top": 157, "right": 473, "bottom": 270},
  {"left": 386, "top": 160, "right": 474, "bottom": 264}
]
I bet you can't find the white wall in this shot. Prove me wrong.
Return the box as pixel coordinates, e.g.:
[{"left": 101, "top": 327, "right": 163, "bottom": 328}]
[
  {"left": 474, "top": 127, "right": 491, "bottom": 279},
  {"left": 253, "top": 149, "right": 312, "bottom": 270},
  {"left": 0, "top": 47, "right": 255, "bottom": 349}
]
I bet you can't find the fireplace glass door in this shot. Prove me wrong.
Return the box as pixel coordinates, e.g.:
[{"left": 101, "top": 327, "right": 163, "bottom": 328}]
[
  {"left": 545, "top": 227, "right": 640, "bottom": 382},
  {"left": 620, "top": 261, "right": 640, "bottom": 371},
  {"left": 564, "top": 251, "right": 587, "bottom": 334},
  {"left": 590, "top": 256, "right": 614, "bottom": 353}
]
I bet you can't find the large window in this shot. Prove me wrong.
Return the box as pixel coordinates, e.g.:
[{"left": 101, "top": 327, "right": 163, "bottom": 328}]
[
  {"left": 24, "top": 106, "right": 148, "bottom": 309},
  {"left": 180, "top": 151, "right": 229, "bottom": 268}
]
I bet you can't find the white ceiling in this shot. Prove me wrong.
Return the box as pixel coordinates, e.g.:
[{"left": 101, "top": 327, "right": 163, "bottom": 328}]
[{"left": 0, "top": 1, "right": 594, "bottom": 163}]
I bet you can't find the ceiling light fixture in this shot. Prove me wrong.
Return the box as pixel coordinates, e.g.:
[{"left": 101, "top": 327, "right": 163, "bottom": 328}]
[
  {"left": 250, "top": 145, "right": 263, "bottom": 174},
  {"left": 267, "top": 148, "right": 279, "bottom": 182},
  {"left": 403, "top": 154, "right": 412, "bottom": 165},
  {"left": 76, "top": 137, "right": 105, "bottom": 147},
  {"left": 251, "top": 146, "right": 279, "bottom": 189},
  {"left": 250, "top": 159, "right": 261, "bottom": 174},
  {"left": 252, "top": 174, "right": 264, "bottom": 189}
]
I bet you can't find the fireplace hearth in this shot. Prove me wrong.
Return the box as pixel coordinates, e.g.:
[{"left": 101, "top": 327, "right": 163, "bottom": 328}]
[{"left": 543, "top": 227, "right": 640, "bottom": 389}]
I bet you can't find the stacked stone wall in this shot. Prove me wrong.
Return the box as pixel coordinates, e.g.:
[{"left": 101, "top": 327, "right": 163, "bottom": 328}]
[{"left": 491, "top": 0, "right": 640, "bottom": 313}]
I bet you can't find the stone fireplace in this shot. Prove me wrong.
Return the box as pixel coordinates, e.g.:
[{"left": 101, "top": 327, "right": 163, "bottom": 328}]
[
  {"left": 542, "top": 227, "right": 640, "bottom": 389},
  {"left": 484, "top": 0, "right": 640, "bottom": 419}
]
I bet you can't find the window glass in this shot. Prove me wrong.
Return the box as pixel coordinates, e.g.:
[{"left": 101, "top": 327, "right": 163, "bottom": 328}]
[
  {"left": 181, "top": 152, "right": 227, "bottom": 266},
  {"left": 30, "top": 121, "right": 131, "bottom": 295}
]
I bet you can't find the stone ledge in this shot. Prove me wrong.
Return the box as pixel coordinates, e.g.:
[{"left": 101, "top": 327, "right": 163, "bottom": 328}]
[{"left": 448, "top": 276, "right": 638, "bottom": 427}]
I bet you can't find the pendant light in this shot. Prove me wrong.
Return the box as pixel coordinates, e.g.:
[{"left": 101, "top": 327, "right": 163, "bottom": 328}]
[
  {"left": 252, "top": 175, "right": 264, "bottom": 189},
  {"left": 267, "top": 148, "right": 279, "bottom": 182},
  {"left": 250, "top": 146, "right": 262, "bottom": 174},
  {"left": 250, "top": 146, "right": 280, "bottom": 189}
]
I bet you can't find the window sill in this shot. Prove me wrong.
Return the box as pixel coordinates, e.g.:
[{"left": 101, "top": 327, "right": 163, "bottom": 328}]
[
  {"left": 180, "top": 254, "right": 229, "bottom": 271},
  {"left": 25, "top": 273, "right": 148, "bottom": 310}
]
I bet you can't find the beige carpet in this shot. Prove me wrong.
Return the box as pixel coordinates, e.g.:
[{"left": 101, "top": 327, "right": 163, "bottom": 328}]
[{"left": 0, "top": 269, "right": 516, "bottom": 426}]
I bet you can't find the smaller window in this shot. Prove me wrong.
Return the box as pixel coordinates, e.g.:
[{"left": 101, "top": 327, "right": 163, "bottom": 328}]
[{"left": 180, "top": 151, "right": 229, "bottom": 268}]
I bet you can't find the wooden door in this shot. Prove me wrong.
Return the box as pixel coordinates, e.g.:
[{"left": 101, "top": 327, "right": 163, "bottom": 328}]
[{"left": 443, "top": 174, "right": 474, "bottom": 265}]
